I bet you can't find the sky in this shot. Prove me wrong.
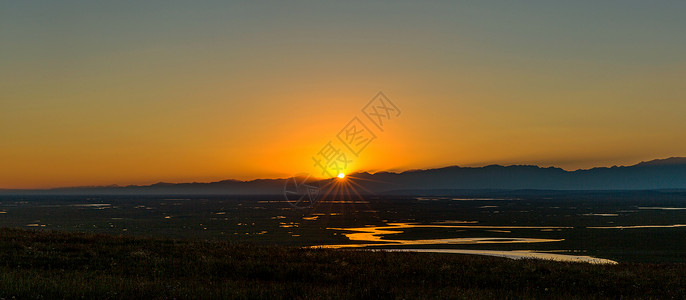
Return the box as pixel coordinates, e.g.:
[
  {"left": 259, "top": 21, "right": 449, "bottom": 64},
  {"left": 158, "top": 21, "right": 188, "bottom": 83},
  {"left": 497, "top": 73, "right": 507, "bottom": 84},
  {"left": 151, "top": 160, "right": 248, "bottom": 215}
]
[{"left": 2, "top": 1, "right": 686, "bottom": 189}]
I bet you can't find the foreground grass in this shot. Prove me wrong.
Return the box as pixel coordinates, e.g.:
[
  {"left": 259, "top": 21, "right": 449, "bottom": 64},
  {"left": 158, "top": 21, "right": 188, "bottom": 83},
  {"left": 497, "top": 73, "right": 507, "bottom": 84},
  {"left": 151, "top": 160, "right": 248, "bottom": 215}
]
[{"left": 0, "top": 228, "right": 684, "bottom": 299}]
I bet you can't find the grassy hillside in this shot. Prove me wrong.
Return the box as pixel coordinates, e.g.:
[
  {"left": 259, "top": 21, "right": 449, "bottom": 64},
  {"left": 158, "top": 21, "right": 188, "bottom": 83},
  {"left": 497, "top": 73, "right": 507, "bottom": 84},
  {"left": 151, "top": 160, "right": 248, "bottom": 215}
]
[{"left": 0, "top": 227, "right": 684, "bottom": 299}]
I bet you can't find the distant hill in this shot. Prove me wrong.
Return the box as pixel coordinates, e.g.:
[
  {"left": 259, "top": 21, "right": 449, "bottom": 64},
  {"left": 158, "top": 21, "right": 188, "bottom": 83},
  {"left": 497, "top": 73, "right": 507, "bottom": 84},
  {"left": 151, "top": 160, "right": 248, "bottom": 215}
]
[
  {"left": 3, "top": 158, "right": 686, "bottom": 195},
  {"left": 0, "top": 179, "right": 287, "bottom": 196},
  {"left": 634, "top": 157, "right": 686, "bottom": 167},
  {"left": 352, "top": 158, "right": 686, "bottom": 193}
]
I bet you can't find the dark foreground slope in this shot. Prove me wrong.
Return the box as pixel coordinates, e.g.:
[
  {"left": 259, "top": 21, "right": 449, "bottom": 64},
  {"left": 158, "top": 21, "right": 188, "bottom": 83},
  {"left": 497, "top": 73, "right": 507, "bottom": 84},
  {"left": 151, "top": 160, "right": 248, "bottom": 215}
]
[{"left": 1, "top": 228, "right": 685, "bottom": 299}]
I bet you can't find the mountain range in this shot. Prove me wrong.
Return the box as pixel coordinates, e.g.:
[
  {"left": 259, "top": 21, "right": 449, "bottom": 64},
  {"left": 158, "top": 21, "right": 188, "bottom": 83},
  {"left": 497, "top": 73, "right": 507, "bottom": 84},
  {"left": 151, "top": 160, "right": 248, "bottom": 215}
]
[{"left": 2, "top": 157, "right": 686, "bottom": 195}]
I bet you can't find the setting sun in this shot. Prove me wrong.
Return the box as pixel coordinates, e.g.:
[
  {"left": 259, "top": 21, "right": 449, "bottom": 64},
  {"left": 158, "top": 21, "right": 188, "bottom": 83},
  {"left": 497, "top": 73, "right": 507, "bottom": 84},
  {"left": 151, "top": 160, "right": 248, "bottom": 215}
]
[{"left": 1, "top": 2, "right": 686, "bottom": 298}]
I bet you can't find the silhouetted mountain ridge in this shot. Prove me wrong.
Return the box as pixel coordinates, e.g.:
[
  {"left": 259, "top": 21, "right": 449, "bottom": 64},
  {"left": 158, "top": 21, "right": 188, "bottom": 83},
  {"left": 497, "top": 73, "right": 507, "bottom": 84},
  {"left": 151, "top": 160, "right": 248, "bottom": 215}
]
[
  {"left": 2, "top": 158, "right": 686, "bottom": 195},
  {"left": 634, "top": 157, "right": 686, "bottom": 167}
]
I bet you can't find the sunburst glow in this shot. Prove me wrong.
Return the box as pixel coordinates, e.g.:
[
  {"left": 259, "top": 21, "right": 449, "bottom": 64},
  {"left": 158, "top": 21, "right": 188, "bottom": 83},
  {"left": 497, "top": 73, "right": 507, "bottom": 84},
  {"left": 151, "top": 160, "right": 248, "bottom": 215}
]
[{"left": 337, "top": 173, "right": 346, "bottom": 179}]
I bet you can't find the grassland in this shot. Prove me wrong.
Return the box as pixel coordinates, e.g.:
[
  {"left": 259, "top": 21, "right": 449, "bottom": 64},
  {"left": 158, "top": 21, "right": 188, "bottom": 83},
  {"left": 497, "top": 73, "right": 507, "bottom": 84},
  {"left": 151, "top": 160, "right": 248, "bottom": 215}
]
[
  {"left": 1, "top": 227, "right": 684, "bottom": 299},
  {"left": 4, "top": 194, "right": 686, "bottom": 263}
]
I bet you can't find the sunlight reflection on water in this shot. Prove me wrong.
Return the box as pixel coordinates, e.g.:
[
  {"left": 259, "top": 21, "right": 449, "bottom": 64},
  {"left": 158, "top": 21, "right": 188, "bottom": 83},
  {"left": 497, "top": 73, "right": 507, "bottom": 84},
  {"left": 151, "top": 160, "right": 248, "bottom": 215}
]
[
  {"left": 581, "top": 213, "right": 619, "bottom": 217},
  {"left": 317, "top": 223, "right": 567, "bottom": 248},
  {"left": 312, "top": 223, "right": 617, "bottom": 264},
  {"left": 69, "top": 204, "right": 111, "bottom": 207},
  {"left": 382, "top": 249, "right": 618, "bottom": 264},
  {"left": 588, "top": 224, "right": 686, "bottom": 229},
  {"left": 315, "top": 223, "right": 618, "bottom": 264}
]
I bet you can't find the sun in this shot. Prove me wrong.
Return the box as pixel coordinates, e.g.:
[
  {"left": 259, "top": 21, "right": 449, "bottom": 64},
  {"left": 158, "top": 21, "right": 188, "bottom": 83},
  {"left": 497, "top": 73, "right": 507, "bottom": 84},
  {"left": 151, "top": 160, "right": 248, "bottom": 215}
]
[{"left": 337, "top": 172, "right": 346, "bottom": 179}]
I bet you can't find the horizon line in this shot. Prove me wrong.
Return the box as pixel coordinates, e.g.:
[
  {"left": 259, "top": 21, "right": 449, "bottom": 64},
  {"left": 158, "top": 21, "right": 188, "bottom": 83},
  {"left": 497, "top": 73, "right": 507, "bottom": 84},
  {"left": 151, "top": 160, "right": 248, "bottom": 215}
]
[{"left": 2, "top": 156, "right": 684, "bottom": 191}]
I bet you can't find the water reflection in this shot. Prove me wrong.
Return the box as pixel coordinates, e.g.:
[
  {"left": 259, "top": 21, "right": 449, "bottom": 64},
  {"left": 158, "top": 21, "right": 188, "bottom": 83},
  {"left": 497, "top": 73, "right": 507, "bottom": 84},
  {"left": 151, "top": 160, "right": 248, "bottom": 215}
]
[
  {"left": 382, "top": 249, "right": 617, "bottom": 264},
  {"left": 638, "top": 207, "right": 686, "bottom": 210},
  {"left": 582, "top": 213, "right": 618, "bottom": 217},
  {"left": 70, "top": 204, "right": 111, "bottom": 208},
  {"left": 316, "top": 223, "right": 618, "bottom": 264},
  {"left": 318, "top": 223, "right": 567, "bottom": 249},
  {"left": 431, "top": 220, "right": 479, "bottom": 224},
  {"left": 588, "top": 224, "right": 686, "bottom": 229}
]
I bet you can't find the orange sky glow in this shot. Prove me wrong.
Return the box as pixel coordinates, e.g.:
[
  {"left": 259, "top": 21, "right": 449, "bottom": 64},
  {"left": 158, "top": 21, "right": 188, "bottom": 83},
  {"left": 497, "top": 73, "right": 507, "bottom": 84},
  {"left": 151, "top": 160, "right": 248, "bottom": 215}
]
[{"left": 2, "top": 2, "right": 686, "bottom": 189}]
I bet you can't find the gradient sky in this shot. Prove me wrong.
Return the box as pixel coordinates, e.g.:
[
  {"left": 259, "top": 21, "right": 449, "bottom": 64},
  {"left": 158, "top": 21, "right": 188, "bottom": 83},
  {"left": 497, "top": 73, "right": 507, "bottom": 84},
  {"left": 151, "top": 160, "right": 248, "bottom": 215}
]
[{"left": 2, "top": 1, "right": 686, "bottom": 188}]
